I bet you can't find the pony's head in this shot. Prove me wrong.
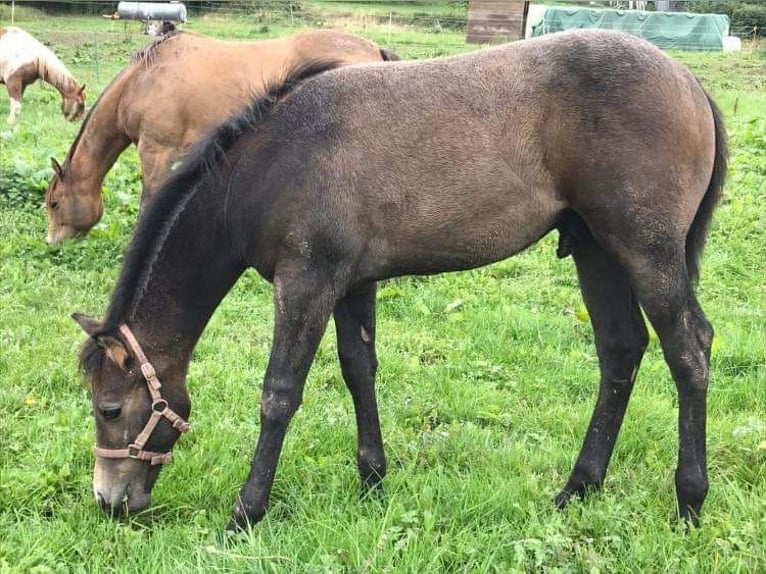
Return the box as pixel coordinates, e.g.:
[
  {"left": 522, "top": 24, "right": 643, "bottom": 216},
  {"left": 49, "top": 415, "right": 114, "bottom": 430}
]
[
  {"left": 74, "top": 314, "right": 191, "bottom": 516},
  {"left": 45, "top": 157, "right": 103, "bottom": 244},
  {"left": 62, "top": 84, "right": 86, "bottom": 121}
]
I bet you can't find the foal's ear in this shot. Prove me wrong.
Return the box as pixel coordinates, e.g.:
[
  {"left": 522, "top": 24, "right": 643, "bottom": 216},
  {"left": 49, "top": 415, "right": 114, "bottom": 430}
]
[
  {"left": 73, "top": 312, "right": 101, "bottom": 335},
  {"left": 51, "top": 157, "right": 64, "bottom": 177}
]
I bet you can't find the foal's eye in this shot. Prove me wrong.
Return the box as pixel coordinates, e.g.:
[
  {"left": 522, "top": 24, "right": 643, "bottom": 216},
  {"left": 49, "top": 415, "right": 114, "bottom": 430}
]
[
  {"left": 50, "top": 200, "right": 59, "bottom": 210},
  {"left": 99, "top": 403, "right": 122, "bottom": 420}
]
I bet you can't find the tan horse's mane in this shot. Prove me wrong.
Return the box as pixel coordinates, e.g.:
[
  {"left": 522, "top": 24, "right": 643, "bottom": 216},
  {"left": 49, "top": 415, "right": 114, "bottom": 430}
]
[
  {"left": 58, "top": 68, "right": 125, "bottom": 174},
  {"left": 130, "top": 30, "right": 185, "bottom": 67},
  {"left": 60, "top": 33, "right": 186, "bottom": 173}
]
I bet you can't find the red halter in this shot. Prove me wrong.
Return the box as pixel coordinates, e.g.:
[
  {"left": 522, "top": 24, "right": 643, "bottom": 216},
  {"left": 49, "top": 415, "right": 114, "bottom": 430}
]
[{"left": 93, "top": 324, "right": 190, "bottom": 465}]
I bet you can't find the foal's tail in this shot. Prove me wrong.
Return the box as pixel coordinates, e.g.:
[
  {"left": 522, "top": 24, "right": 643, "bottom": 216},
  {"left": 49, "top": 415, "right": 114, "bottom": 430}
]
[{"left": 686, "top": 90, "right": 728, "bottom": 284}]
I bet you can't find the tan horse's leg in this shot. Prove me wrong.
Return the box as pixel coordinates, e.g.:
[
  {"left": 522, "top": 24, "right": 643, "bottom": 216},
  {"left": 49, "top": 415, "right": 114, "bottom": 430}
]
[{"left": 137, "top": 141, "right": 181, "bottom": 207}]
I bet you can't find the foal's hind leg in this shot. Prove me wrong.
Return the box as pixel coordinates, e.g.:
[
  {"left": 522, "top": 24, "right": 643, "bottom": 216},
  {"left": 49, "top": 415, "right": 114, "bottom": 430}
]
[
  {"left": 334, "top": 282, "right": 387, "bottom": 493},
  {"left": 626, "top": 249, "right": 713, "bottom": 525},
  {"left": 555, "top": 235, "right": 649, "bottom": 509}
]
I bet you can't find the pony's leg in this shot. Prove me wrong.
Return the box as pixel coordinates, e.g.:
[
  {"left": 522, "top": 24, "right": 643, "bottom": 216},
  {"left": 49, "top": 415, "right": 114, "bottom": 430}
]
[
  {"left": 229, "top": 266, "right": 336, "bottom": 530},
  {"left": 625, "top": 249, "right": 713, "bottom": 525},
  {"left": 555, "top": 235, "right": 648, "bottom": 509},
  {"left": 5, "top": 78, "right": 23, "bottom": 124},
  {"left": 333, "top": 282, "right": 387, "bottom": 493}
]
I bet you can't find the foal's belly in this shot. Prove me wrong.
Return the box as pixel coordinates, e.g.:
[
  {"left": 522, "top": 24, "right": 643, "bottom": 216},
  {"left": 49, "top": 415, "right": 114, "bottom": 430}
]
[{"left": 363, "top": 201, "right": 563, "bottom": 280}]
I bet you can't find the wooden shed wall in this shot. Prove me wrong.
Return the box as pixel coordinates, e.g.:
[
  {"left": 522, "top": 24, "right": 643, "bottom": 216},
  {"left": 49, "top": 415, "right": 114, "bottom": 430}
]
[{"left": 466, "top": 0, "right": 529, "bottom": 44}]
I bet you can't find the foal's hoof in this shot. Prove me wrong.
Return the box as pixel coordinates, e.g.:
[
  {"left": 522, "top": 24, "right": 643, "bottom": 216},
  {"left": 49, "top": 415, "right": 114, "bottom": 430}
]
[
  {"left": 673, "top": 507, "right": 702, "bottom": 530},
  {"left": 226, "top": 503, "right": 266, "bottom": 532},
  {"left": 360, "top": 479, "right": 386, "bottom": 502},
  {"left": 553, "top": 489, "right": 579, "bottom": 510}
]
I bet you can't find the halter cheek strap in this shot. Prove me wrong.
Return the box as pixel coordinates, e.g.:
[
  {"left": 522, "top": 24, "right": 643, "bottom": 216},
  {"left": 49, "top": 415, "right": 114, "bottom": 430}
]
[{"left": 94, "top": 324, "right": 191, "bottom": 466}]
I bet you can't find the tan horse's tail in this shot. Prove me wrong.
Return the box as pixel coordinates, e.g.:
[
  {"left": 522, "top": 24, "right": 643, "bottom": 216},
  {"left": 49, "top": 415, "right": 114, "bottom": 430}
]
[
  {"left": 380, "top": 48, "right": 400, "bottom": 61},
  {"left": 686, "top": 90, "right": 728, "bottom": 284}
]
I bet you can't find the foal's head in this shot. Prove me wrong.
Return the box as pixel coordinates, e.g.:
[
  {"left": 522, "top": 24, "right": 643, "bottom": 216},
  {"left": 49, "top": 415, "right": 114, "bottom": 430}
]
[
  {"left": 74, "top": 314, "right": 191, "bottom": 516},
  {"left": 45, "top": 157, "right": 103, "bottom": 244},
  {"left": 61, "top": 84, "right": 86, "bottom": 122}
]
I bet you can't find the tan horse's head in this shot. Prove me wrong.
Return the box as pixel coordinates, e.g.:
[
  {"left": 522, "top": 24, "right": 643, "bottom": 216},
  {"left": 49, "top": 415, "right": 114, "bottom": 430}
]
[
  {"left": 62, "top": 84, "right": 86, "bottom": 122},
  {"left": 46, "top": 157, "right": 104, "bottom": 244}
]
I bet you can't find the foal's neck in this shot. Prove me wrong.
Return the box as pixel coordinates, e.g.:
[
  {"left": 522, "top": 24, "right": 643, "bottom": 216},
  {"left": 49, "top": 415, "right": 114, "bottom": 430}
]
[{"left": 111, "top": 174, "right": 246, "bottom": 369}]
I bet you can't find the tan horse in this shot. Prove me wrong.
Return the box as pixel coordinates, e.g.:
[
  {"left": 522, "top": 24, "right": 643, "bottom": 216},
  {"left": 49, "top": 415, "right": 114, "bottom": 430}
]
[
  {"left": 0, "top": 27, "right": 86, "bottom": 124},
  {"left": 45, "top": 30, "right": 398, "bottom": 244}
]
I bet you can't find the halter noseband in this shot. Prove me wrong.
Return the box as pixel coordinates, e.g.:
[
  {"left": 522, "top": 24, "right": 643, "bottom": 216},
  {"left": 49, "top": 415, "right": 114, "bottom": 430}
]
[{"left": 93, "top": 324, "right": 190, "bottom": 466}]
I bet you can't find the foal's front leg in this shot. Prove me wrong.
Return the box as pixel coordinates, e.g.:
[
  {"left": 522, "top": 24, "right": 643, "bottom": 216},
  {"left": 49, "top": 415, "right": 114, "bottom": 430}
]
[{"left": 229, "top": 269, "right": 336, "bottom": 530}]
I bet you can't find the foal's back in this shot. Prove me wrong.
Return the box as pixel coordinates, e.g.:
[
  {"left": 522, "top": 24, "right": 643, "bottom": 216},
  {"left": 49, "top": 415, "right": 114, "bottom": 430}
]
[{"left": 229, "top": 30, "right": 716, "bottom": 281}]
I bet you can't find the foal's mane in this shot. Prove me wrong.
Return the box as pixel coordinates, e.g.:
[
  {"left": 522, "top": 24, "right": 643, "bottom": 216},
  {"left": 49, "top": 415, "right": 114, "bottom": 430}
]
[{"left": 79, "top": 58, "right": 342, "bottom": 370}]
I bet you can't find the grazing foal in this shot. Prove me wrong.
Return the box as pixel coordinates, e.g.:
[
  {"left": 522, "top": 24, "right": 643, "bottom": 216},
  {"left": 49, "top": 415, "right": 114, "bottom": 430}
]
[{"left": 74, "top": 30, "right": 726, "bottom": 530}]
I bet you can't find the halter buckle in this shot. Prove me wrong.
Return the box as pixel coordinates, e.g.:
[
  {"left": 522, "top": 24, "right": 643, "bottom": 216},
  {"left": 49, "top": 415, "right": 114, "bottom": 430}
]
[
  {"left": 127, "top": 444, "right": 141, "bottom": 459},
  {"left": 141, "top": 362, "right": 158, "bottom": 383},
  {"left": 152, "top": 399, "right": 169, "bottom": 413}
]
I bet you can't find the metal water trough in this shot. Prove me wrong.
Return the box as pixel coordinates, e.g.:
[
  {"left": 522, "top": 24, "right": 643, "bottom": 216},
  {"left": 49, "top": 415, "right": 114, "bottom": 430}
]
[{"left": 117, "top": 2, "right": 187, "bottom": 35}]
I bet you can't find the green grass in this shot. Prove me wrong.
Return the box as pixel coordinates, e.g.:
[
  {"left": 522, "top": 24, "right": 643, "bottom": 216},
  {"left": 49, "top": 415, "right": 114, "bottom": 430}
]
[{"left": 1, "top": 7, "right": 765, "bottom": 574}]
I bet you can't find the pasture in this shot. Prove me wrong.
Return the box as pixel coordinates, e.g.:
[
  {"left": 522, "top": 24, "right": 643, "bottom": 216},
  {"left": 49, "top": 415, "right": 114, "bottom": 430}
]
[{"left": 1, "top": 3, "right": 764, "bottom": 573}]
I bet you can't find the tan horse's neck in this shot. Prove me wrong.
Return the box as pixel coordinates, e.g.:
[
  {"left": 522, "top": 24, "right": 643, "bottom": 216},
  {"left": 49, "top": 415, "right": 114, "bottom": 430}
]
[
  {"left": 62, "top": 71, "right": 132, "bottom": 193},
  {"left": 47, "top": 29, "right": 395, "bottom": 243}
]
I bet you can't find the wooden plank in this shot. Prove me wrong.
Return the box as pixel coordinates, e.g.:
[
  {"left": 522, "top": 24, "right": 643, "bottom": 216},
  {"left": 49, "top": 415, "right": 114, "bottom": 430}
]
[{"left": 466, "top": 0, "right": 529, "bottom": 44}]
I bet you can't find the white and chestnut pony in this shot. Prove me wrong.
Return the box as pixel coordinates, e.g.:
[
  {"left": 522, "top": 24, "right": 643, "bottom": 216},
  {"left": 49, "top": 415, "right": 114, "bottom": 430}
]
[{"left": 0, "top": 26, "right": 85, "bottom": 124}]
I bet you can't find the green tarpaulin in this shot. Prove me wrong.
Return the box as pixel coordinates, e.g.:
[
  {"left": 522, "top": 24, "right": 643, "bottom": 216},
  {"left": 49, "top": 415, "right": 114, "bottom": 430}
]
[{"left": 531, "top": 6, "right": 730, "bottom": 51}]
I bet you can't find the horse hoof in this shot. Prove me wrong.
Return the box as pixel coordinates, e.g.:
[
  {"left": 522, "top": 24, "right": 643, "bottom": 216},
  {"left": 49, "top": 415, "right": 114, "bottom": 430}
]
[
  {"left": 360, "top": 481, "right": 386, "bottom": 502},
  {"left": 225, "top": 517, "right": 249, "bottom": 533},
  {"left": 553, "top": 490, "right": 573, "bottom": 510},
  {"left": 227, "top": 502, "right": 266, "bottom": 532},
  {"left": 673, "top": 508, "right": 702, "bottom": 530}
]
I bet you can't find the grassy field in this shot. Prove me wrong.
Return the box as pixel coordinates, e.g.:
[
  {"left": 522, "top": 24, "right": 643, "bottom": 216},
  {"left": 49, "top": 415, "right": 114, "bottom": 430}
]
[{"left": 1, "top": 4, "right": 765, "bottom": 573}]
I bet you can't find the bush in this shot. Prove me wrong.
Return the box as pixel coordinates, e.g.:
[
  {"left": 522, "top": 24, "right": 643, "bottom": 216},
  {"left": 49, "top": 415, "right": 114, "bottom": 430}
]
[
  {"left": 732, "top": 4, "right": 766, "bottom": 36},
  {"left": 688, "top": 0, "right": 766, "bottom": 37}
]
